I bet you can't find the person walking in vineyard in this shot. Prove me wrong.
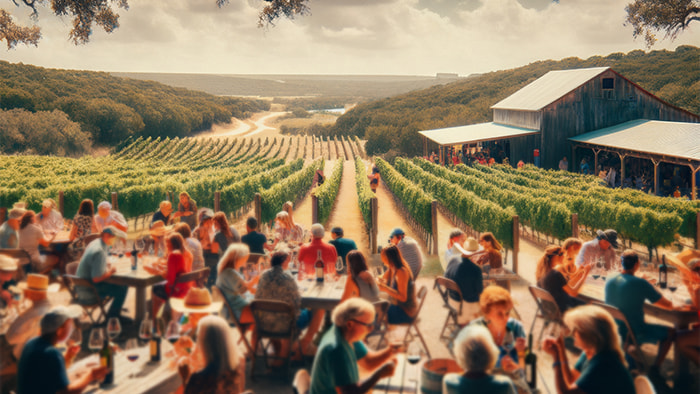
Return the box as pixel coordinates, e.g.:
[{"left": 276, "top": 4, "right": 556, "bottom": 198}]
[
  {"left": 558, "top": 156, "right": 568, "bottom": 171},
  {"left": 575, "top": 229, "right": 617, "bottom": 270},
  {"left": 368, "top": 166, "right": 380, "bottom": 193}
]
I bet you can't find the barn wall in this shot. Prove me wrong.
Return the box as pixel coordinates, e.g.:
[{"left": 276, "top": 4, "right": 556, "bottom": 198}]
[{"left": 493, "top": 109, "right": 542, "bottom": 130}]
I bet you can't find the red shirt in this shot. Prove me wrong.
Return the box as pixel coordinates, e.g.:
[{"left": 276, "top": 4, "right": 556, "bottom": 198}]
[
  {"left": 297, "top": 238, "right": 338, "bottom": 277},
  {"left": 166, "top": 252, "right": 192, "bottom": 298}
]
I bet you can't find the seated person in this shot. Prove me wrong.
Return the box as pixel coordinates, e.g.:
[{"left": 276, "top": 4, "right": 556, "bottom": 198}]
[
  {"left": 173, "top": 223, "right": 204, "bottom": 271},
  {"left": 535, "top": 245, "right": 589, "bottom": 314},
  {"left": 178, "top": 315, "right": 245, "bottom": 394},
  {"left": 215, "top": 244, "right": 257, "bottom": 326},
  {"left": 673, "top": 255, "right": 700, "bottom": 365},
  {"left": 211, "top": 212, "right": 240, "bottom": 255},
  {"left": 69, "top": 199, "right": 97, "bottom": 251},
  {"left": 377, "top": 245, "right": 417, "bottom": 324},
  {"left": 543, "top": 305, "right": 635, "bottom": 394},
  {"left": 0, "top": 207, "right": 24, "bottom": 249},
  {"left": 38, "top": 199, "right": 64, "bottom": 235},
  {"left": 329, "top": 227, "right": 358, "bottom": 275},
  {"left": 94, "top": 201, "right": 128, "bottom": 232},
  {"left": 18, "top": 210, "right": 58, "bottom": 274},
  {"left": 341, "top": 251, "right": 379, "bottom": 303},
  {"left": 0, "top": 254, "right": 19, "bottom": 308},
  {"left": 296, "top": 298, "right": 399, "bottom": 394},
  {"left": 271, "top": 211, "right": 304, "bottom": 249},
  {"left": 474, "top": 232, "right": 503, "bottom": 270},
  {"left": 7, "top": 274, "right": 54, "bottom": 360},
  {"left": 443, "top": 325, "right": 517, "bottom": 394},
  {"left": 444, "top": 237, "right": 483, "bottom": 324},
  {"left": 297, "top": 224, "right": 338, "bottom": 279},
  {"left": 17, "top": 305, "right": 109, "bottom": 394},
  {"left": 151, "top": 201, "right": 173, "bottom": 256},
  {"left": 241, "top": 216, "right": 267, "bottom": 255},
  {"left": 444, "top": 229, "right": 466, "bottom": 264},
  {"left": 149, "top": 233, "right": 193, "bottom": 317},
  {"left": 605, "top": 250, "right": 675, "bottom": 373}
]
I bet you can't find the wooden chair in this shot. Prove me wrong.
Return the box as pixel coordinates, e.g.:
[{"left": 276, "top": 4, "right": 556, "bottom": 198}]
[
  {"left": 0, "top": 249, "right": 32, "bottom": 280},
  {"left": 365, "top": 300, "right": 390, "bottom": 349},
  {"left": 62, "top": 274, "right": 109, "bottom": 325},
  {"left": 434, "top": 276, "right": 464, "bottom": 348},
  {"left": 391, "top": 285, "right": 432, "bottom": 359},
  {"left": 594, "top": 302, "right": 648, "bottom": 373},
  {"left": 211, "top": 285, "right": 255, "bottom": 357},
  {"left": 528, "top": 285, "right": 564, "bottom": 346},
  {"left": 174, "top": 267, "right": 210, "bottom": 288},
  {"left": 249, "top": 299, "right": 299, "bottom": 380}
]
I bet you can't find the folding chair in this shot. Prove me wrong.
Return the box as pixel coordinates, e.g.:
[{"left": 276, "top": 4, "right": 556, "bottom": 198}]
[
  {"left": 594, "top": 302, "right": 648, "bottom": 373},
  {"left": 211, "top": 285, "right": 255, "bottom": 357},
  {"left": 365, "top": 300, "right": 390, "bottom": 349},
  {"left": 249, "top": 299, "right": 300, "bottom": 380},
  {"left": 174, "top": 267, "right": 210, "bottom": 288},
  {"left": 528, "top": 286, "right": 564, "bottom": 346},
  {"left": 1, "top": 249, "right": 33, "bottom": 280},
  {"left": 434, "top": 276, "right": 464, "bottom": 347},
  {"left": 391, "top": 285, "right": 432, "bottom": 359},
  {"left": 62, "top": 275, "right": 109, "bottom": 325}
]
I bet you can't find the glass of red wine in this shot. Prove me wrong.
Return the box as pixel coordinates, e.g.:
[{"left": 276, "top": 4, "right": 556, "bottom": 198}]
[
  {"left": 407, "top": 341, "right": 422, "bottom": 384},
  {"left": 125, "top": 338, "right": 140, "bottom": 378},
  {"left": 165, "top": 319, "right": 181, "bottom": 357}
]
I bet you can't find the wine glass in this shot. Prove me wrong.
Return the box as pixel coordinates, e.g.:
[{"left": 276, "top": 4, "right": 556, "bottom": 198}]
[
  {"left": 125, "top": 338, "right": 140, "bottom": 378},
  {"left": 139, "top": 314, "right": 153, "bottom": 343},
  {"left": 164, "top": 319, "right": 181, "bottom": 356},
  {"left": 88, "top": 328, "right": 105, "bottom": 352},
  {"left": 69, "top": 321, "right": 83, "bottom": 346},
  {"left": 107, "top": 317, "right": 121, "bottom": 341},
  {"left": 335, "top": 256, "right": 344, "bottom": 273},
  {"left": 407, "top": 341, "right": 422, "bottom": 383}
]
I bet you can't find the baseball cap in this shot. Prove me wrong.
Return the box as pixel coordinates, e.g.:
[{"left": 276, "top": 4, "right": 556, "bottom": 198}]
[
  {"left": 311, "top": 223, "right": 325, "bottom": 238},
  {"left": 40, "top": 305, "right": 82, "bottom": 335},
  {"left": 389, "top": 228, "right": 405, "bottom": 238},
  {"left": 102, "top": 225, "right": 127, "bottom": 239}
]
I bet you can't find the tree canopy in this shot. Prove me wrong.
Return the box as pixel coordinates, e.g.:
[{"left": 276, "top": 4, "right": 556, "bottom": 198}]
[
  {"left": 625, "top": 0, "right": 700, "bottom": 47},
  {"left": 1, "top": 0, "right": 310, "bottom": 49}
]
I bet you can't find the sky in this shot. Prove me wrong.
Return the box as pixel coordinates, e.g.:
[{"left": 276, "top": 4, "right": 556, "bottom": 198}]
[{"left": 1, "top": 0, "right": 698, "bottom": 76}]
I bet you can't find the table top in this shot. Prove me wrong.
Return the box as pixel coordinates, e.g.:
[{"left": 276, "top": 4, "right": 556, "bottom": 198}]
[
  {"left": 51, "top": 230, "right": 72, "bottom": 244},
  {"left": 483, "top": 268, "right": 519, "bottom": 281},
  {"left": 70, "top": 341, "right": 179, "bottom": 394},
  {"left": 372, "top": 354, "right": 424, "bottom": 394},
  {"left": 298, "top": 276, "right": 346, "bottom": 311},
  {"left": 104, "top": 255, "right": 165, "bottom": 287}
]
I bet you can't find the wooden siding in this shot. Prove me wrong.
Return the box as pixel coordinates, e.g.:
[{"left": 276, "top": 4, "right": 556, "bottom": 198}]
[{"left": 493, "top": 109, "right": 542, "bottom": 130}]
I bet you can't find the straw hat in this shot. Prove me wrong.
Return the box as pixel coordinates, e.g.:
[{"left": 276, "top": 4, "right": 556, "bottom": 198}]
[
  {"left": 0, "top": 255, "right": 18, "bottom": 272},
  {"left": 454, "top": 237, "right": 484, "bottom": 257},
  {"left": 17, "top": 274, "right": 60, "bottom": 294},
  {"left": 170, "top": 287, "right": 222, "bottom": 314}
]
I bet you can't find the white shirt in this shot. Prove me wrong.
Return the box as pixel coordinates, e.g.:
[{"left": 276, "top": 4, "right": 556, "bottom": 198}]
[
  {"left": 38, "top": 210, "right": 63, "bottom": 234},
  {"left": 6, "top": 298, "right": 52, "bottom": 359}
]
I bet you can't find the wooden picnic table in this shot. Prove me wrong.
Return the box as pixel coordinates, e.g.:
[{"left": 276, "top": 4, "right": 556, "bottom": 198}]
[
  {"left": 51, "top": 230, "right": 72, "bottom": 245},
  {"left": 104, "top": 255, "right": 164, "bottom": 321},
  {"left": 371, "top": 354, "right": 424, "bottom": 394},
  {"left": 297, "top": 276, "right": 346, "bottom": 311},
  {"left": 69, "top": 341, "right": 179, "bottom": 394},
  {"left": 483, "top": 267, "right": 520, "bottom": 292}
]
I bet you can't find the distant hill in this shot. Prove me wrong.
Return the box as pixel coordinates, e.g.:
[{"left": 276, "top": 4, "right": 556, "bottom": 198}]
[
  {"left": 329, "top": 46, "right": 700, "bottom": 156},
  {"left": 110, "top": 72, "right": 460, "bottom": 100},
  {"left": 0, "top": 61, "right": 269, "bottom": 155}
]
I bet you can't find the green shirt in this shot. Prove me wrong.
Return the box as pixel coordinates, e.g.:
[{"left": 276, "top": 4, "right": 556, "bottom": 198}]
[
  {"left": 310, "top": 325, "right": 368, "bottom": 394},
  {"left": 329, "top": 237, "right": 358, "bottom": 274}
]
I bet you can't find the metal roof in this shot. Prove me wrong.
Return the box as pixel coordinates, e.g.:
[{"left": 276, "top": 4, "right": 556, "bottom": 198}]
[
  {"left": 569, "top": 119, "right": 700, "bottom": 161},
  {"left": 419, "top": 122, "right": 539, "bottom": 146},
  {"left": 491, "top": 67, "right": 609, "bottom": 111}
]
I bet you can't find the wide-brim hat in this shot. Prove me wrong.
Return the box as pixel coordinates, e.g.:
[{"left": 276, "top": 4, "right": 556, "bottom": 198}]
[
  {"left": 596, "top": 229, "right": 619, "bottom": 249},
  {"left": 170, "top": 287, "right": 222, "bottom": 314},
  {"left": 16, "top": 274, "right": 60, "bottom": 293},
  {"left": 8, "top": 208, "right": 25, "bottom": 220},
  {"left": 0, "top": 254, "right": 18, "bottom": 272},
  {"left": 454, "top": 237, "right": 484, "bottom": 257}
]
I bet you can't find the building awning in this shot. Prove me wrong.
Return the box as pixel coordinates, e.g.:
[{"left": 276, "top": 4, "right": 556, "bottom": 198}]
[
  {"left": 419, "top": 122, "right": 539, "bottom": 146},
  {"left": 569, "top": 119, "right": 700, "bottom": 162}
]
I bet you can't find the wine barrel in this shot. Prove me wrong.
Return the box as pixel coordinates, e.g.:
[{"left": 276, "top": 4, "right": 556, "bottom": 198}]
[{"left": 420, "top": 358, "right": 463, "bottom": 394}]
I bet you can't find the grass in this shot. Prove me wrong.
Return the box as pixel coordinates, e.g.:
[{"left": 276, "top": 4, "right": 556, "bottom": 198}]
[{"left": 421, "top": 255, "right": 444, "bottom": 277}]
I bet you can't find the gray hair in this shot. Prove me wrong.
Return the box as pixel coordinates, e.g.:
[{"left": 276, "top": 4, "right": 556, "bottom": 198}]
[
  {"left": 196, "top": 315, "right": 239, "bottom": 377},
  {"left": 453, "top": 325, "right": 499, "bottom": 373},
  {"left": 217, "top": 243, "right": 249, "bottom": 274},
  {"left": 332, "top": 298, "right": 375, "bottom": 328},
  {"left": 311, "top": 223, "right": 324, "bottom": 239}
]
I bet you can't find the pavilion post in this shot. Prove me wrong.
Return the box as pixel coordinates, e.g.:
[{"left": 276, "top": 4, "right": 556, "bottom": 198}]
[
  {"left": 690, "top": 165, "right": 698, "bottom": 201},
  {"left": 572, "top": 213, "right": 579, "bottom": 238},
  {"left": 430, "top": 200, "right": 438, "bottom": 255},
  {"left": 618, "top": 153, "right": 626, "bottom": 188},
  {"left": 254, "top": 193, "right": 262, "bottom": 226},
  {"left": 593, "top": 149, "right": 600, "bottom": 175},
  {"left": 214, "top": 192, "right": 220, "bottom": 212},
  {"left": 512, "top": 215, "right": 519, "bottom": 274},
  {"left": 311, "top": 194, "right": 319, "bottom": 224},
  {"left": 652, "top": 159, "right": 660, "bottom": 196},
  {"left": 370, "top": 197, "right": 378, "bottom": 253},
  {"left": 111, "top": 192, "right": 119, "bottom": 212},
  {"left": 58, "top": 191, "right": 64, "bottom": 217}
]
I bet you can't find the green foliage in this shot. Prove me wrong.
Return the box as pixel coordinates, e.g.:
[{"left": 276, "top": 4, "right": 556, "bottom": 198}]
[
  {"left": 375, "top": 158, "right": 433, "bottom": 235},
  {"left": 355, "top": 158, "right": 374, "bottom": 233},
  {"left": 331, "top": 46, "right": 700, "bottom": 156},
  {"left": 260, "top": 159, "right": 323, "bottom": 223},
  {"left": 314, "top": 160, "right": 343, "bottom": 225},
  {"left": 0, "top": 108, "right": 92, "bottom": 156}
]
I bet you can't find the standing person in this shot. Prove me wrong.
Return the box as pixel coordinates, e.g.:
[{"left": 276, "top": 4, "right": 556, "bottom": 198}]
[
  {"left": 474, "top": 232, "right": 503, "bottom": 270},
  {"left": 94, "top": 201, "right": 128, "bottom": 232},
  {"left": 299, "top": 298, "right": 399, "bottom": 394},
  {"left": 282, "top": 201, "right": 295, "bottom": 224},
  {"left": 535, "top": 246, "right": 589, "bottom": 314},
  {"left": 580, "top": 157, "right": 590, "bottom": 175},
  {"left": 297, "top": 224, "right": 338, "bottom": 278},
  {"left": 75, "top": 226, "right": 128, "bottom": 320},
  {"left": 341, "top": 251, "right": 380, "bottom": 303},
  {"left": 542, "top": 305, "right": 635, "bottom": 394},
  {"left": 388, "top": 228, "right": 424, "bottom": 279},
  {"left": 38, "top": 199, "right": 63, "bottom": 234},
  {"left": 575, "top": 229, "right": 618, "bottom": 270},
  {"left": 18, "top": 210, "right": 59, "bottom": 274},
  {"left": 17, "top": 305, "right": 110, "bottom": 394},
  {"left": 444, "top": 237, "right": 484, "bottom": 324},
  {"left": 0, "top": 207, "right": 24, "bottom": 249},
  {"left": 369, "top": 166, "right": 380, "bottom": 193},
  {"left": 150, "top": 233, "right": 193, "bottom": 317},
  {"left": 444, "top": 229, "right": 467, "bottom": 264},
  {"left": 174, "top": 192, "right": 198, "bottom": 230},
  {"left": 605, "top": 250, "right": 675, "bottom": 375},
  {"left": 241, "top": 217, "right": 267, "bottom": 255},
  {"left": 329, "top": 227, "right": 357, "bottom": 275},
  {"left": 558, "top": 156, "right": 568, "bottom": 172},
  {"left": 6, "top": 274, "right": 54, "bottom": 360},
  {"left": 377, "top": 245, "right": 417, "bottom": 324}
]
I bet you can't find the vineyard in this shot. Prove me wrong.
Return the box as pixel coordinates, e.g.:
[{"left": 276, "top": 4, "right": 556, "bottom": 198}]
[{"left": 0, "top": 135, "right": 366, "bottom": 222}]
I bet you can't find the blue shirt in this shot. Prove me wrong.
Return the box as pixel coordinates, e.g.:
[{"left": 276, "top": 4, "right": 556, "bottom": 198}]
[
  {"left": 17, "top": 336, "right": 69, "bottom": 394},
  {"left": 0, "top": 221, "right": 18, "bottom": 249},
  {"left": 310, "top": 325, "right": 368, "bottom": 394},
  {"left": 604, "top": 273, "right": 661, "bottom": 338},
  {"left": 574, "top": 350, "right": 635, "bottom": 394},
  {"left": 75, "top": 238, "right": 109, "bottom": 299}
]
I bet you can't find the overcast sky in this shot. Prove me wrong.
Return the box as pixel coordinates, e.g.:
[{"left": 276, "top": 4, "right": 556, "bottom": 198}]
[{"left": 2, "top": 0, "right": 698, "bottom": 76}]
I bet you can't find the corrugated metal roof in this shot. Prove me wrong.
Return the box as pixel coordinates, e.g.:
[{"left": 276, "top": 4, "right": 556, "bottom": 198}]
[
  {"left": 491, "top": 67, "right": 609, "bottom": 111},
  {"left": 419, "top": 122, "right": 539, "bottom": 146},
  {"left": 570, "top": 120, "right": 700, "bottom": 161}
]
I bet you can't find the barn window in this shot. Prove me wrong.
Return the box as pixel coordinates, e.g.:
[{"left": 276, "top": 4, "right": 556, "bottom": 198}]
[{"left": 602, "top": 78, "right": 614, "bottom": 90}]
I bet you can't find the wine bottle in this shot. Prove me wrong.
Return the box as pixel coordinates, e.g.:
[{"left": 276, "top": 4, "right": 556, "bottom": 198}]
[
  {"left": 315, "top": 250, "right": 324, "bottom": 283},
  {"left": 150, "top": 322, "right": 161, "bottom": 362},
  {"left": 659, "top": 255, "right": 668, "bottom": 289},
  {"left": 100, "top": 335, "right": 114, "bottom": 386},
  {"left": 131, "top": 242, "right": 138, "bottom": 271},
  {"left": 525, "top": 334, "right": 537, "bottom": 389}
]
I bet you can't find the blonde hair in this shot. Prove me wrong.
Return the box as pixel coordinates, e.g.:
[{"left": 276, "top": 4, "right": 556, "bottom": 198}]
[
  {"left": 454, "top": 325, "right": 499, "bottom": 373},
  {"left": 479, "top": 285, "right": 513, "bottom": 315},
  {"left": 217, "top": 243, "right": 249, "bottom": 274},
  {"left": 196, "top": 315, "right": 240, "bottom": 377},
  {"left": 535, "top": 245, "right": 564, "bottom": 283},
  {"left": 282, "top": 201, "right": 294, "bottom": 217},
  {"left": 159, "top": 201, "right": 172, "bottom": 210},
  {"left": 275, "top": 211, "right": 294, "bottom": 229},
  {"left": 563, "top": 305, "right": 626, "bottom": 366}
]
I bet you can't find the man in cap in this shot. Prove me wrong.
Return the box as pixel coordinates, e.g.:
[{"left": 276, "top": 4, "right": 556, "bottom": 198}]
[
  {"left": 7, "top": 274, "right": 55, "bottom": 359},
  {"left": 38, "top": 198, "right": 64, "bottom": 234},
  {"left": 0, "top": 254, "right": 19, "bottom": 307},
  {"left": 328, "top": 227, "right": 357, "bottom": 275},
  {"left": 298, "top": 223, "right": 338, "bottom": 279},
  {"left": 575, "top": 229, "right": 618, "bottom": 270},
  {"left": 0, "top": 207, "right": 25, "bottom": 249},
  {"left": 389, "top": 228, "right": 424, "bottom": 279},
  {"left": 17, "top": 305, "right": 109, "bottom": 394},
  {"left": 75, "top": 226, "right": 128, "bottom": 319},
  {"left": 94, "top": 201, "right": 128, "bottom": 233}
]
